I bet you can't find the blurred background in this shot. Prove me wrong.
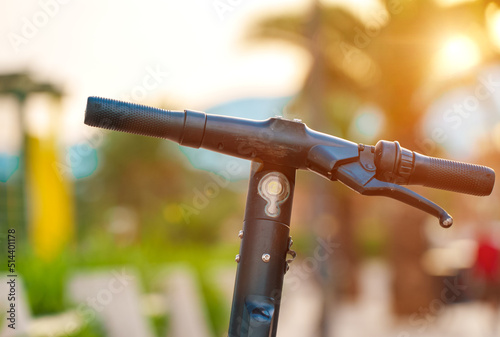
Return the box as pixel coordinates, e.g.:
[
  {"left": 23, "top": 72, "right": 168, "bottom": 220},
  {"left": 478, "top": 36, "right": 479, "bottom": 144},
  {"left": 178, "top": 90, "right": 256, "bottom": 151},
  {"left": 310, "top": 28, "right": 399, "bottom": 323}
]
[{"left": 1, "top": 0, "right": 500, "bottom": 336}]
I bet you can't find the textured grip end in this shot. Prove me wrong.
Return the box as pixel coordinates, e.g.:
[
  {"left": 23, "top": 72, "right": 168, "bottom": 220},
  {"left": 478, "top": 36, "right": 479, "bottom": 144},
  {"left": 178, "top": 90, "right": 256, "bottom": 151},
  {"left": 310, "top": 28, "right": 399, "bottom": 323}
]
[
  {"left": 84, "top": 96, "right": 185, "bottom": 141},
  {"left": 85, "top": 96, "right": 106, "bottom": 128},
  {"left": 411, "top": 153, "right": 495, "bottom": 196}
]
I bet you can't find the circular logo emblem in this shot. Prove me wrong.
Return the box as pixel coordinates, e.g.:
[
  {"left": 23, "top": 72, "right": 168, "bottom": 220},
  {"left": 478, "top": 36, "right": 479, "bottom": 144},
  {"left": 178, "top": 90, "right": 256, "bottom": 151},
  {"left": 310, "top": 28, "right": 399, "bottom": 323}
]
[{"left": 258, "top": 172, "right": 290, "bottom": 217}]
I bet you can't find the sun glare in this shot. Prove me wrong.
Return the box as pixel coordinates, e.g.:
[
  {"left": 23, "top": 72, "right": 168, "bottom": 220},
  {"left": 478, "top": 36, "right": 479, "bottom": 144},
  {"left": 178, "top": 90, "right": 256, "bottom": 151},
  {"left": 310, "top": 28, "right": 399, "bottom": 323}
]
[
  {"left": 434, "top": 0, "right": 476, "bottom": 7},
  {"left": 433, "top": 35, "right": 481, "bottom": 78},
  {"left": 487, "top": 4, "right": 500, "bottom": 51}
]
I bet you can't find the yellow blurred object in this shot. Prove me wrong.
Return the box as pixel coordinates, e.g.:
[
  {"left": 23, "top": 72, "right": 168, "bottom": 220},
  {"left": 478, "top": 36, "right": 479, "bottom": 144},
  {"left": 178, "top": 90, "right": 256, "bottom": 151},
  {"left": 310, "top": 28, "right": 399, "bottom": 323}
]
[{"left": 25, "top": 96, "right": 74, "bottom": 261}]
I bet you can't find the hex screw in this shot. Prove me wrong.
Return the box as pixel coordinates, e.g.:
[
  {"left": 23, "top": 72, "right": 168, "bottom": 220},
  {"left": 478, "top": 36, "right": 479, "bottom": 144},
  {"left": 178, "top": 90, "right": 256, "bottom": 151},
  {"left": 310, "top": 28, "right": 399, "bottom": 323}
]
[
  {"left": 262, "top": 254, "right": 271, "bottom": 263},
  {"left": 238, "top": 230, "right": 244, "bottom": 239},
  {"left": 235, "top": 254, "right": 240, "bottom": 263}
]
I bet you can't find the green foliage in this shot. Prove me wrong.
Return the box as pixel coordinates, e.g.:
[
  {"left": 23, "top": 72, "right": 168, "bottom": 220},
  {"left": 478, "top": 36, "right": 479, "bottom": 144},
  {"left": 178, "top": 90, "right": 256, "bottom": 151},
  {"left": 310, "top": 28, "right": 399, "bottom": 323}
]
[
  {"left": 198, "top": 268, "right": 231, "bottom": 336},
  {"left": 150, "top": 314, "right": 169, "bottom": 337}
]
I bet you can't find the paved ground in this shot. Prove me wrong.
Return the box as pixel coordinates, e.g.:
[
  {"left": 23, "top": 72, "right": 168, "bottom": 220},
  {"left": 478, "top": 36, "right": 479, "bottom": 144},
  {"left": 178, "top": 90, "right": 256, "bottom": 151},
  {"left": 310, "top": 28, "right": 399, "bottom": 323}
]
[{"left": 277, "top": 259, "right": 500, "bottom": 337}]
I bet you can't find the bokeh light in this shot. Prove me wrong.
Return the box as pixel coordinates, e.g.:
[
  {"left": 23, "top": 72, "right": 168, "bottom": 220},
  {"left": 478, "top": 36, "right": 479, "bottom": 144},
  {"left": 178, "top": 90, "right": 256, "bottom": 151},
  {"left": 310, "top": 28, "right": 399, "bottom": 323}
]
[
  {"left": 433, "top": 35, "right": 481, "bottom": 78},
  {"left": 434, "top": 0, "right": 476, "bottom": 7},
  {"left": 486, "top": 3, "right": 500, "bottom": 51}
]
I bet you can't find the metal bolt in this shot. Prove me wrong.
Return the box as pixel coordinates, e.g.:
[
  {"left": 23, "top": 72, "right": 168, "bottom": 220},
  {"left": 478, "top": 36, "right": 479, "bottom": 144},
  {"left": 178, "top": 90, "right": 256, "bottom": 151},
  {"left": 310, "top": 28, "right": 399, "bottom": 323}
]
[
  {"left": 235, "top": 254, "right": 240, "bottom": 263},
  {"left": 262, "top": 254, "right": 271, "bottom": 263},
  {"left": 238, "top": 230, "right": 244, "bottom": 239}
]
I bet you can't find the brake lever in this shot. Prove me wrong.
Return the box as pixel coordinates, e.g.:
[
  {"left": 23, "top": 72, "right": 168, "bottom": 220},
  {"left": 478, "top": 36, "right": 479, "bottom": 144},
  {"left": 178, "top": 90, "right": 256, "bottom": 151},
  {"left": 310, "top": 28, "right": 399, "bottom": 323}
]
[
  {"left": 337, "top": 165, "right": 453, "bottom": 228},
  {"left": 309, "top": 144, "right": 453, "bottom": 228}
]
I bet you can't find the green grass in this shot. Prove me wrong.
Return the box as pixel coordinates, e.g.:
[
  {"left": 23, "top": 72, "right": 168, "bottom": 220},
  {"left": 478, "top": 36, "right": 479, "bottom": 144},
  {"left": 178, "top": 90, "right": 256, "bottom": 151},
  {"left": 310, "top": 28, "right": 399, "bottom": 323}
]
[{"left": 68, "top": 320, "right": 106, "bottom": 337}]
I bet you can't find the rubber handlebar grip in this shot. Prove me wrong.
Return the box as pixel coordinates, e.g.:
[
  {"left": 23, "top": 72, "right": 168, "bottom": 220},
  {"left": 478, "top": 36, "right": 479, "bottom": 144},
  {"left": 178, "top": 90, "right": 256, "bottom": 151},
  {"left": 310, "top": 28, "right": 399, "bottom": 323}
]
[
  {"left": 84, "top": 96, "right": 185, "bottom": 142},
  {"left": 409, "top": 152, "right": 495, "bottom": 196}
]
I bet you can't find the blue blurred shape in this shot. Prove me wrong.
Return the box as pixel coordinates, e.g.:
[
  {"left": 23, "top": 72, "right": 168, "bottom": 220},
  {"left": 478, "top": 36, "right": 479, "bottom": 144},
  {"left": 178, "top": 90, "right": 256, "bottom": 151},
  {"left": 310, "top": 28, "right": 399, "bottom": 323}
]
[
  {"left": 180, "top": 96, "right": 294, "bottom": 181},
  {"left": 0, "top": 154, "right": 19, "bottom": 182},
  {"left": 69, "top": 144, "right": 98, "bottom": 179}
]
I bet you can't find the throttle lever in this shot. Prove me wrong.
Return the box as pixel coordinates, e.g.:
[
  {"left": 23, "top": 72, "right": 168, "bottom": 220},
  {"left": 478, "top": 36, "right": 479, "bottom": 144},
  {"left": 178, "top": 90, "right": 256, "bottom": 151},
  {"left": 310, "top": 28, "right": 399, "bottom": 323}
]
[{"left": 333, "top": 147, "right": 454, "bottom": 228}]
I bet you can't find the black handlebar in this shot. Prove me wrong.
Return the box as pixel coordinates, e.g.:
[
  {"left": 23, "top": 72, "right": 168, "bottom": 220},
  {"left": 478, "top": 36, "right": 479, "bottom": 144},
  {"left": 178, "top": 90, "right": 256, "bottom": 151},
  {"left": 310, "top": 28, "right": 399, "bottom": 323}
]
[
  {"left": 85, "top": 96, "right": 361, "bottom": 168},
  {"left": 84, "top": 97, "right": 495, "bottom": 227}
]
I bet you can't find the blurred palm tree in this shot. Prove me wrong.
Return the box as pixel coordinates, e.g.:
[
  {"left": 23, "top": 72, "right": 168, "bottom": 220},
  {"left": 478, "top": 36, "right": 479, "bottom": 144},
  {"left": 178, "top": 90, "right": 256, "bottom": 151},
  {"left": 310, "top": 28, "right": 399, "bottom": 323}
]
[
  {"left": 248, "top": 0, "right": 499, "bottom": 320},
  {"left": 77, "top": 131, "right": 243, "bottom": 246}
]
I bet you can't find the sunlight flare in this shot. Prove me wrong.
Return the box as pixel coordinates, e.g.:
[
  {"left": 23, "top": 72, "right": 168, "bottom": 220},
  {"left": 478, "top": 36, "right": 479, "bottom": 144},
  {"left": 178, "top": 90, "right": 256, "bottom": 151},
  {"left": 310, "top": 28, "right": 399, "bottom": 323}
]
[{"left": 433, "top": 35, "right": 481, "bottom": 78}]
